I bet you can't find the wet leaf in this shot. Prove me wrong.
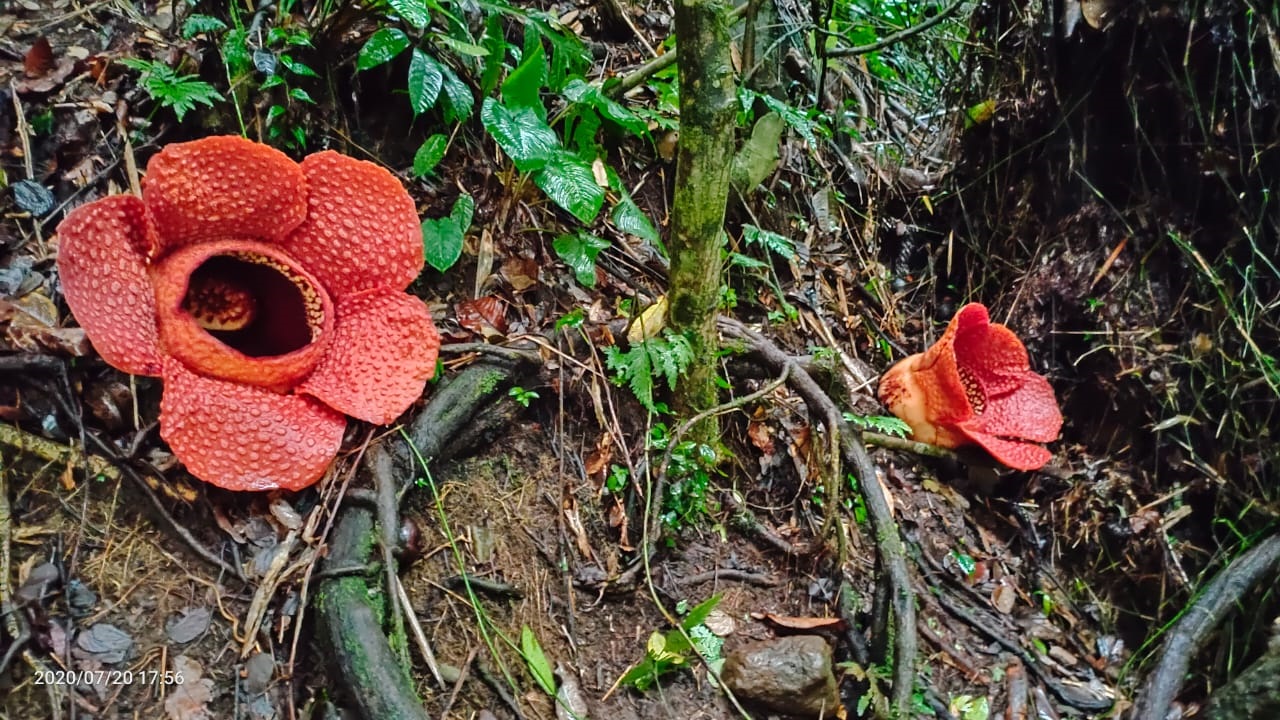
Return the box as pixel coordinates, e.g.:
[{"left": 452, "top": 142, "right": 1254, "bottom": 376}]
[
  {"left": 24, "top": 36, "right": 54, "bottom": 77},
  {"left": 412, "top": 134, "right": 447, "bottom": 177},
  {"left": 481, "top": 99, "right": 559, "bottom": 172},
  {"left": 535, "top": 154, "right": 605, "bottom": 223},
  {"left": 456, "top": 296, "right": 507, "bottom": 336},
  {"left": 387, "top": 0, "right": 431, "bottom": 30},
  {"left": 421, "top": 193, "right": 473, "bottom": 272},
  {"left": 357, "top": 28, "right": 410, "bottom": 71},
  {"left": 407, "top": 49, "right": 443, "bottom": 115},
  {"left": 13, "top": 180, "right": 55, "bottom": 216},
  {"left": 167, "top": 607, "right": 213, "bottom": 644},
  {"left": 552, "top": 232, "right": 609, "bottom": 287},
  {"left": 165, "top": 656, "right": 213, "bottom": 720},
  {"left": 77, "top": 623, "right": 133, "bottom": 663}
]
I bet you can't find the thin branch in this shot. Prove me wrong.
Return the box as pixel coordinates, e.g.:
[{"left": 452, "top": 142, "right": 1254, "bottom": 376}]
[{"left": 825, "top": 0, "right": 966, "bottom": 58}]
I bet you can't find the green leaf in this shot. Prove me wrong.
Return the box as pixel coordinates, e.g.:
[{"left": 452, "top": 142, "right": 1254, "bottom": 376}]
[
  {"left": 438, "top": 62, "right": 473, "bottom": 121},
  {"left": 421, "top": 194, "right": 473, "bottom": 272},
  {"left": 759, "top": 93, "right": 822, "bottom": 149},
  {"left": 181, "top": 14, "right": 227, "bottom": 38},
  {"left": 387, "top": 0, "right": 431, "bottom": 30},
  {"left": 562, "top": 78, "right": 647, "bottom": 137},
  {"left": 435, "top": 34, "right": 489, "bottom": 58},
  {"left": 481, "top": 98, "right": 559, "bottom": 171},
  {"left": 407, "top": 48, "right": 443, "bottom": 115},
  {"left": 279, "top": 55, "right": 319, "bottom": 78},
  {"left": 502, "top": 40, "right": 546, "bottom": 113},
  {"left": 118, "top": 59, "right": 223, "bottom": 121},
  {"left": 479, "top": 13, "right": 506, "bottom": 96},
  {"left": 289, "top": 87, "right": 315, "bottom": 104},
  {"left": 742, "top": 224, "right": 796, "bottom": 260},
  {"left": 535, "top": 154, "right": 605, "bottom": 223},
  {"left": 611, "top": 196, "right": 660, "bottom": 245},
  {"left": 553, "top": 232, "right": 609, "bottom": 288},
  {"left": 728, "top": 251, "right": 770, "bottom": 270},
  {"left": 357, "top": 28, "right": 410, "bottom": 71},
  {"left": 412, "top": 134, "right": 448, "bottom": 177},
  {"left": 259, "top": 74, "right": 285, "bottom": 90},
  {"left": 520, "top": 626, "right": 556, "bottom": 696},
  {"left": 222, "top": 28, "right": 252, "bottom": 76},
  {"left": 266, "top": 104, "right": 286, "bottom": 123}
]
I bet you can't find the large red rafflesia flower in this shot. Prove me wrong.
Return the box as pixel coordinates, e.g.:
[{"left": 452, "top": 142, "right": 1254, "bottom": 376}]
[
  {"left": 877, "top": 303, "right": 1062, "bottom": 470},
  {"left": 56, "top": 136, "right": 440, "bottom": 492}
]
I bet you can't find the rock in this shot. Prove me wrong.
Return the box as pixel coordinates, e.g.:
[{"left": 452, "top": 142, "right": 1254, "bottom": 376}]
[{"left": 721, "top": 635, "right": 838, "bottom": 718}]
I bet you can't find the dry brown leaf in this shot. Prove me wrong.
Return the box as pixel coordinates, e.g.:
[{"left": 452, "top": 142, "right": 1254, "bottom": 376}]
[
  {"left": 991, "top": 582, "right": 1017, "bottom": 614},
  {"left": 24, "top": 36, "right": 53, "bottom": 77},
  {"left": 756, "top": 612, "right": 847, "bottom": 632}
]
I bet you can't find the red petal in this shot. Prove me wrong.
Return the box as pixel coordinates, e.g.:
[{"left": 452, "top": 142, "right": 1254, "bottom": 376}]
[
  {"left": 159, "top": 358, "right": 345, "bottom": 491},
  {"left": 953, "top": 431, "right": 1052, "bottom": 470},
  {"left": 150, "top": 240, "right": 334, "bottom": 389},
  {"left": 143, "top": 136, "right": 307, "bottom": 251},
  {"left": 55, "top": 195, "right": 163, "bottom": 376},
  {"left": 961, "top": 373, "right": 1062, "bottom": 443},
  {"left": 952, "top": 304, "right": 1036, "bottom": 395},
  {"left": 278, "top": 151, "right": 423, "bottom": 295},
  {"left": 299, "top": 287, "right": 439, "bottom": 425}
]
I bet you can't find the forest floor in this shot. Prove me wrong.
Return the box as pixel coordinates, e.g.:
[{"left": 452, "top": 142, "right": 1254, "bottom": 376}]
[{"left": 2, "top": 1, "right": 1277, "bottom": 720}]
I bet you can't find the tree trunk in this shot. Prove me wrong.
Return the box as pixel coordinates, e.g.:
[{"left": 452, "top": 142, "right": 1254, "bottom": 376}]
[{"left": 669, "top": 0, "right": 737, "bottom": 443}]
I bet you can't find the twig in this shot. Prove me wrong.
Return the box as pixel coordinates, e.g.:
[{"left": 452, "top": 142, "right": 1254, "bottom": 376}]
[
  {"left": 606, "top": 3, "right": 750, "bottom": 98},
  {"left": 395, "top": 573, "right": 446, "bottom": 690},
  {"left": 915, "top": 545, "right": 1114, "bottom": 713},
  {"left": 719, "top": 317, "right": 917, "bottom": 718},
  {"left": 1133, "top": 533, "right": 1280, "bottom": 719},
  {"left": 825, "top": 0, "right": 966, "bottom": 58}
]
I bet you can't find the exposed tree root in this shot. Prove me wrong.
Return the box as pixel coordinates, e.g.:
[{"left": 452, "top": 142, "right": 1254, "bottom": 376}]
[
  {"left": 719, "top": 316, "right": 918, "bottom": 718},
  {"left": 314, "top": 358, "right": 525, "bottom": 720},
  {"left": 1133, "top": 532, "right": 1280, "bottom": 720}
]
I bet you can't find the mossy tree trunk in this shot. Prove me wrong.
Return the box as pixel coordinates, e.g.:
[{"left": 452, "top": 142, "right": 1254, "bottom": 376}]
[{"left": 669, "top": 0, "right": 737, "bottom": 443}]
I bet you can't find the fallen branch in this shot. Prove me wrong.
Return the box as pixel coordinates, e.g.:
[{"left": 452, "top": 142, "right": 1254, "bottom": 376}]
[
  {"left": 1133, "top": 532, "right": 1280, "bottom": 719},
  {"left": 719, "top": 317, "right": 918, "bottom": 718}
]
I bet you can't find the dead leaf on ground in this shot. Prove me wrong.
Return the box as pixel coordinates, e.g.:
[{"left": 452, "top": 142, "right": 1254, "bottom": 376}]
[
  {"left": 165, "top": 656, "right": 214, "bottom": 720},
  {"left": 166, "top": 607, "right": 213, "bottom": 644},
  {"left": 754, "top": 612, "right": 846, "bottom": 632}
]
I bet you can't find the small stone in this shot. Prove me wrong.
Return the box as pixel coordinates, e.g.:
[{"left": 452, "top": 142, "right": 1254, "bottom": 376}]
[{"left": 721, "top": 635, "right": 838, "bottom": 718}]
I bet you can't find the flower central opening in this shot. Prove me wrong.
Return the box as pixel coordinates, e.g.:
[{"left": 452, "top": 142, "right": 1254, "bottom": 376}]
[{"left": 182, "top": 253, "right": 321, "bottom": 357}]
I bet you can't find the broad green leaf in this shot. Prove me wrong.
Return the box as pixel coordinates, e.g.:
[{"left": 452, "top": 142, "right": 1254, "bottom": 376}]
[
  {"left": 566, "top": 107, "right": 602, "bottom": 154},
  {"left": 562, "top": 78, "right": 647, "bottom": 137},
  {"left": 502, "top": 40, "right": 546, "bottom": 114},
  {"left": 611, "top": 196, "right": 660, "bottom": 245},
  {"left": 435, "top": 34, "right": 489, "bottom": 58},
  {"left": 742, "top": 223, "right": 796, "bottom": 260},
  {"left": 439, "top": 62, "right": 473, "bottom": 121},
  {"left": 289, "top": 87, "right": 315, "bottom": 104},
  {"left": 553, "top": 232, "right": 609, "bottom": 287},
  {"left": 387, "top": 0, "right": 431, "bottom": 30},
  {"left": 421, "top": 194, "right": 473, "bottom": 272},
  {"left": 279, "top": 55, "right": 320, "bottom": 78},
  {"left": 520, "top": 626, "right": 556, "bottom": 696},
  {"left": 535, "top": 154, "right": 605, "bottom": 223},
  {"left": 412, "top": 134, "right": 448, "bottom": 177},
  {"left": 357, "top": 28, "right": 410, "bottom": 71},
  {"left": 481, "top": 98, "right": 558, "bottom": 171},
  {"left": 408, "top": 49, "right": 443, "bottom": 115},
  {"left": 727, "top": 251, "right": 770, "bottom": 270}
]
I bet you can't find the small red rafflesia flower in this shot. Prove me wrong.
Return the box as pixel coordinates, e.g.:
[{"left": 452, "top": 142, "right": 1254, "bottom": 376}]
[
  {"left": 877, "top": 303, "right": 1062, "bottom": 470},
  {"left": 56, "top": 136, "right": 440, "bottom": 492}
]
